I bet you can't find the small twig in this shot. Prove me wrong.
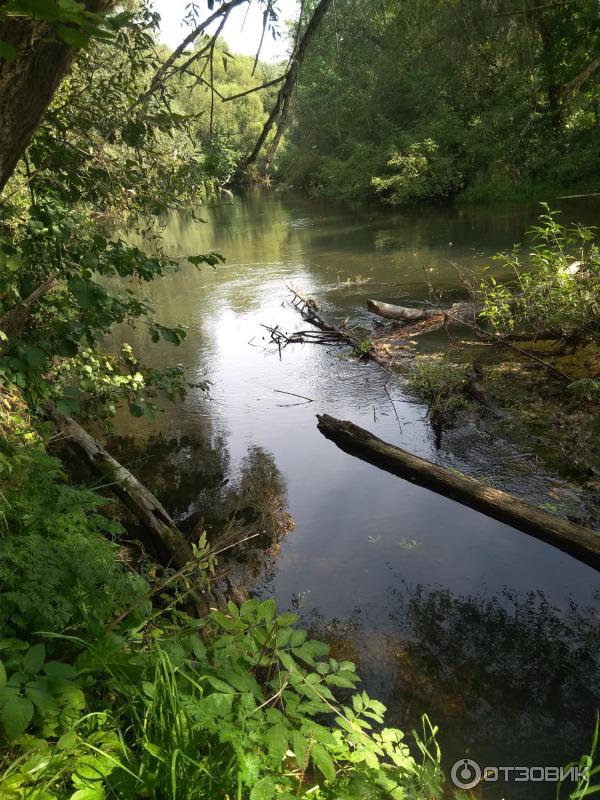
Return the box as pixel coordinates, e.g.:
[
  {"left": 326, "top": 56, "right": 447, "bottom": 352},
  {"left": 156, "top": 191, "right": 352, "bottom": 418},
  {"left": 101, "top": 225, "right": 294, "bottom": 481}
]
[{"left": 273, "top": 389, "right": 314, "bottom": 403}]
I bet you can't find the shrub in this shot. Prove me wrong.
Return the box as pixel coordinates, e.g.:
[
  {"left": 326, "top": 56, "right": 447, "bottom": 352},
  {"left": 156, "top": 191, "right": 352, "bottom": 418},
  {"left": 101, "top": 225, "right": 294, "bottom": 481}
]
[
  {"left": 0, "top": 435, "right": 147, "bottom": 636},
  {"left": 479, "top": 206, "right": 600, "bottom": 346}
]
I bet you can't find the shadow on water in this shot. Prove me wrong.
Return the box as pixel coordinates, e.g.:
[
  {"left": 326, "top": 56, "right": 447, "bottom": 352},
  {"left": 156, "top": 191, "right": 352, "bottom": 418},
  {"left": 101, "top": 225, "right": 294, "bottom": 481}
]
[
  {"left": 305, "top": 585, "right": 600, "bottom": 800},
  {"left": 107, "top": 430, "right": 294, "bottom": 584}
]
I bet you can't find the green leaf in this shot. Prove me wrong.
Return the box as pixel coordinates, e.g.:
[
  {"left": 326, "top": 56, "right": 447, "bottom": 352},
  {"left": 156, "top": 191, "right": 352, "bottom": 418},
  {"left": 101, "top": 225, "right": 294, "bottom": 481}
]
[
  {"left": 26, "top": 681, "right": 57, "bottom": 716},
  {"left": 0, "top": 661, "right": 6, "bottom": 690},
  {"left": 57, "top": 24, "right": 90, "bottom": 48},
  {"left": 143, "top": 741, "right": 165, "bottom": 762},
  {"left": 311, "top": 742, "right": 336, "bottom": 782},
  {"left": 258, "top": 599, "right": 276, "bottom": 624},
  {"left": 210, "top": 610, "right": 236, "bottom": 631},
  {"left": 2, "top": 695, "right": 34, "bottom": 740},
  {"left": 201, "top": 691, "right": 233, "bottom": 718},
  {"left": 205, "top": 674, "right": 235, "bottom": 694},
  {"left": 266, "top": 723, "right": 288, "bottom": 762},
  {"left": 276, "top": 612, "right": 298, "bottom": 627},
  {"left": 23, "top": 643, "right": 46, "bottom": 674},
  {"left": 292, "top": 730, "right": 308, "bottom": 766},
  {"left": 70, "top": 788, "right": 106, "bottom": 800},
  {"left": 43, "top": 661, "right": 77, "bottom": 680},
  {"left": 250, "top": 777, "right": 276, "bottom": 800}
]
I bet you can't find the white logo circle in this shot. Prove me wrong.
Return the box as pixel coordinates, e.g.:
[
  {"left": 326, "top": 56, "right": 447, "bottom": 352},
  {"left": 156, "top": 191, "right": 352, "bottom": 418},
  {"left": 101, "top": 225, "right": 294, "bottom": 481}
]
[{"left": 451, "top": 758, "right": 482, "bottom": 790}]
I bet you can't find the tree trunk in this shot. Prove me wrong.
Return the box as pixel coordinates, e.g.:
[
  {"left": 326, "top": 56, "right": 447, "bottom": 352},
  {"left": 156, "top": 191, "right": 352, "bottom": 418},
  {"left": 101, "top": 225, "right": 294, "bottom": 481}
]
[
  {"left": 0, "top": 1, "right": 114, "bottom": 193},
  {"left": 51, "top": 411, "right": 194, "bottom": 570},
  {"left": 244, "top": 0, "right": 333, "bottom": 170},
  {"left": 316, "top": 414, "right": 600, "bottom": 570}
]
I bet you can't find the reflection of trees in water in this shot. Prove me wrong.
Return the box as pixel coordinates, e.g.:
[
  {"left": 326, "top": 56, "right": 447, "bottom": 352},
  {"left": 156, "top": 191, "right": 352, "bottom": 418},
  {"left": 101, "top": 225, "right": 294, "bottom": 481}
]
[
  {"left": 306, "top": 585, "right": 599, "bottom": 793},
  {"left": 107, "top": 433, "right": 293, "bottom": 582},
  {"left": 394, "top": 588, "right": 599, "bottom": 763}
]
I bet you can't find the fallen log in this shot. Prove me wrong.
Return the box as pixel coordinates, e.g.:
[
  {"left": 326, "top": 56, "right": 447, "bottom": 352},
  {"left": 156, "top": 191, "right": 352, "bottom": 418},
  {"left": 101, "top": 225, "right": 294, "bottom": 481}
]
[
  {"left": 367, "top": 299, "right": 440, "bottom": 322},
  {"left": 288, "top": 286, "right": 410, "bottom": 369},
  {"left": 316, "top": 414, "right": 600, "bottom": 570},
  {"left": 367, "top": 299, "right": 478, "bottom": 325},
  {"left": 51, "top": 411, "right": 194, "bottom": 570}
]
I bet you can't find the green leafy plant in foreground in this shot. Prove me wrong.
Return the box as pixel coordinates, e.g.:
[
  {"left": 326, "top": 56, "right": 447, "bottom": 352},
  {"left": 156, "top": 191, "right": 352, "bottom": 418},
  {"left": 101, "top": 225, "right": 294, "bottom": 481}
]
[
  {"left": 0, "top": 600, "right": 444, "bottom": 799},
  {"left": 557, "top": 711, "right": 600, "bottom": 799}
]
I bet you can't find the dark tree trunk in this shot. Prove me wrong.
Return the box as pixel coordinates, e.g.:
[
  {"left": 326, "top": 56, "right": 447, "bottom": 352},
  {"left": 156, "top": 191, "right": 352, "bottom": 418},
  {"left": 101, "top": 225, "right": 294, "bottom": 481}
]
[
  {"left": 244, "top": 0, "right": 333, "bottom": 170},
  {"left": 0, "top": 1, "right": 114, "bottom": 193}
]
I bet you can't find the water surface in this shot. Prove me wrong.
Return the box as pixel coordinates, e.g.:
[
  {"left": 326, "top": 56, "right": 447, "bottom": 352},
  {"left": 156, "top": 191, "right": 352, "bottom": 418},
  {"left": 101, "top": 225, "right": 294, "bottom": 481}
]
[{"left": 110, "top": 192, "right": 600, "bottom": 798}]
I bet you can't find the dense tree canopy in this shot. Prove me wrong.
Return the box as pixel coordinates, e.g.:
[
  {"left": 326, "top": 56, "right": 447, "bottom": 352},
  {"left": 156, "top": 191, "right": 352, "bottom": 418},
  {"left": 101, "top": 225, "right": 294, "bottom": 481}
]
[{"left": 279, "top": 0, "right": 600, "bottom": 202}]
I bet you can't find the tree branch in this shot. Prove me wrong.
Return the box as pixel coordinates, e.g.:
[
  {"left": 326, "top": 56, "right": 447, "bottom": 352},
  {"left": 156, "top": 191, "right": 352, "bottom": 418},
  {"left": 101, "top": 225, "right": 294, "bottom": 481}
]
[
  {"left": 561, "top": 56, "right": 600, "bottom": 95},
  {"left": 132, "top": 0, "right": 249, "bottom": 118},
  {"left": 244, "top": 0, "right": 333, "bottom": 170}
]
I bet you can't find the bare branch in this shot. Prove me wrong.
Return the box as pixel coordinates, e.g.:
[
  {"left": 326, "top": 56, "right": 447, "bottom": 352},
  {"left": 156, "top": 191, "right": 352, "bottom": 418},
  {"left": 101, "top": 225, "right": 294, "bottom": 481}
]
[
  {"left": 132, "top": 0, "right": 249, "bottom": 118},
  {"left": 244, "top": 0, "right": 333, "bottom": 169},
  {"left": 222, "top": 74, "right": 285, "bottom": 102},
  {"left": 561, "top": 56, "right": 600, "bottom": 95}
]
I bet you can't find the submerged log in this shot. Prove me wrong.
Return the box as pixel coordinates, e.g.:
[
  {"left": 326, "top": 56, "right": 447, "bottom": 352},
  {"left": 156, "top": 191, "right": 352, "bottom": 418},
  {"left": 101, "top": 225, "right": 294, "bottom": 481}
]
[
  {"left": 316, "top": 414, "right": 600, "bottom": 569},
  {"left": 288, "top": 287, "right": 412, "bottom": 369},
  {"left": 52, "top": 412, "right": 194, "bottom": 570}
]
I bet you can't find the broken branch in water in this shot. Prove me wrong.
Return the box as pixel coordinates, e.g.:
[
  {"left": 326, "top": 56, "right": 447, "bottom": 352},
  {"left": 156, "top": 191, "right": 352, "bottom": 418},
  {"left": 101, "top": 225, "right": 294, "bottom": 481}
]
[
  {"left": 273, "top": 389, "right": 314, "bottom": 403},
  {"left": 286, "top": 285, "right": 413, "bottom": 369},
  {"left": 316, "top": 414, "right": 600, "bottom": 570}
]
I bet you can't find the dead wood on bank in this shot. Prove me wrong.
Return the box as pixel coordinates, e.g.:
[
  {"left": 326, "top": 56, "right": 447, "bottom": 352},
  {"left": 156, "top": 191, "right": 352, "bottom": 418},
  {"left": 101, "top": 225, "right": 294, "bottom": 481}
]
[
  {"left": 316, "top": 414, "right": 600, "bottom": 570},
  {"left": 51, "top": 410, "right": 195, "bottom": 570}
]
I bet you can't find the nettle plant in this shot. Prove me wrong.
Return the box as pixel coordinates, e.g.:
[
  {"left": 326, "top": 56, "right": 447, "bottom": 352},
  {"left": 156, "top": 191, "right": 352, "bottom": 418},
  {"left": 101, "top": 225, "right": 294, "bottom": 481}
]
[
  {"left": 0, "top": 601, "right": 444, "bottom": 800},
  {"left": 479, "top": 205, "right": 600, "bottom": 346}
]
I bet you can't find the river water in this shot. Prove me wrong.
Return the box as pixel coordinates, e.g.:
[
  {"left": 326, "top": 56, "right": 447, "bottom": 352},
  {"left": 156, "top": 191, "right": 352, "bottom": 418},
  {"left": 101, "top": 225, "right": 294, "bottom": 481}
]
[{"left": 110, "top": 191, "right": 600, "bottom": 798}]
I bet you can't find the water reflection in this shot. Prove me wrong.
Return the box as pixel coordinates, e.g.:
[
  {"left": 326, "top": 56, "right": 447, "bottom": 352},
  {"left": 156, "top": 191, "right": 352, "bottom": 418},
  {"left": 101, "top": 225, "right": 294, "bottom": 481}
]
[
  {"left": 306, "top": 585, "right": 600, "bottom": 800},
  {"left": 109, "top": 190, "right": 600, "bottom": 792},
  {"left": 108, "top": 431, "right": 293, "bottom": 584}
]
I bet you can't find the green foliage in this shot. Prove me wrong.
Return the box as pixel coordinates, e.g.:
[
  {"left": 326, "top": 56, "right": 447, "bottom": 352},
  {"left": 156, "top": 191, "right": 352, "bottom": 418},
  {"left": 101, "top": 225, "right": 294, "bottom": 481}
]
[
  {"left": 353, "top": 337, "right": 373, "bottom": 357},
  {"left": 281, "top": 0, "right": 600, "bottom": 202},
  {"left": 406, "top": 356, "right": 469, "bottom": 422},
  {"left": 557, "top": 712, "right": 600, "bottom": 799},
  {"left": 479, "top": 206, "right": 600, "bottom": 345},
  {"left": 568, "top": 378, "right": 600, "bottom": 400},
  {"left": 0, "top": 434, "right": 147, "bottom": 636},
  {"left": 0, "top": 0, "right": 129, "bottom": 56},
  {"left": 372, "top": 139, "right": 463, "bottom": 205},
  {"left": 0, "top": 600, "right": 444, "bottom": 799},
  {"left": 0, "top": 641, "right": 85, "bottom": 742}
]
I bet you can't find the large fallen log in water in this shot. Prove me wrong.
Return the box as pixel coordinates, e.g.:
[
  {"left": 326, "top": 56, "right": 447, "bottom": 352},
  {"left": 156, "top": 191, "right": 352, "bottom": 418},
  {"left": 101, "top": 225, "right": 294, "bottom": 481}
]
[
  {"left": 367, "top": 300, "right": 440, "bottom": 321},
  {"left": 51, "top": 411, "right": 194, "bottom": 570},
  {"left": 287, "top": 285, "right": 402, "bottom": 368},
  {"left": 367, "top": 299, "right": 478, "bottom": 324},
  {"left": 316, "top": 414, "right": 600, "bottom": 569}
]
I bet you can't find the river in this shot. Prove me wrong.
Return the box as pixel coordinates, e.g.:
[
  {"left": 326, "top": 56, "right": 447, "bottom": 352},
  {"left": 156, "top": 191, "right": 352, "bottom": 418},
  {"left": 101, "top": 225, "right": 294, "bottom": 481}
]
[{"left": 109, "top": 191, "right": 600, "bottom": 798}]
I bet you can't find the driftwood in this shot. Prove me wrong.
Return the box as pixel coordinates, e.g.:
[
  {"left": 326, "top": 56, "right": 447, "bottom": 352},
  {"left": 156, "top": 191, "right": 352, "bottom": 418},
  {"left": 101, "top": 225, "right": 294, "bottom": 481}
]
[
  {"left": 367, "top": 300, "right": 440, "bottom": 322},
  {"left": 367, "top": 299, "right": 478, "bottom": 325},
  {"left": 288, "top": 286, "right": 410, "bottom": 369},
  {"left": 52, "top": 411, "right": 194, "bottom": 570},
  {"left": 316, "top": 414, "right": 600, "bottom": 570}
]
